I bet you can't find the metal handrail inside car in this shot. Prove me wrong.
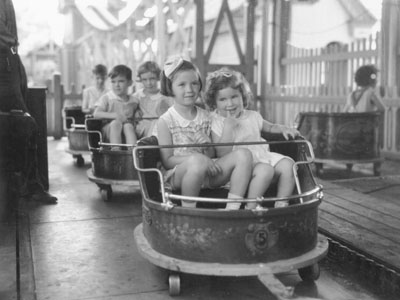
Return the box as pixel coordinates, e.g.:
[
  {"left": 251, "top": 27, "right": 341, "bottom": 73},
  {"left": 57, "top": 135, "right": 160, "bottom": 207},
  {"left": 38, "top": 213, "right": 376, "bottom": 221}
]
[{"left": 132, "top": 139, "right": 318, "bottom": 209}]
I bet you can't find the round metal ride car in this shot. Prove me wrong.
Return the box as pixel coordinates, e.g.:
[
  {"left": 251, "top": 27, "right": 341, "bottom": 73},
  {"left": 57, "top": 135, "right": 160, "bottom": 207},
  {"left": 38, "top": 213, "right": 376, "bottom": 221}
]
[
  {"left": 63, "top": 106, "right": 90, "bottom": 167},
  {"left": 297, "top": 111, "right": 383, "bottom": 176},
  {"left": 85, "top": 118, "right": 139, "bottom": 201},
  {"left": 132, "top": 135, "right": 328, "bottom": 298}
]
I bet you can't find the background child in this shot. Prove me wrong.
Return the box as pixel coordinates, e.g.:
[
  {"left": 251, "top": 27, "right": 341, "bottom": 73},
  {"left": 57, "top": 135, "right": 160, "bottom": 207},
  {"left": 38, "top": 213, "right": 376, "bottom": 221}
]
[
  {"left": 93, "top": 65, "right": 138, "bottom": 147},
  {"left": 157, "top": 57, "right": 253, "bottom": 209},
  {"left": 205, "top": 67, "right": 299, "bottom": 208},
  {"left": 82, "top": 64, "right": 108, "bottom": 114},
  {"left": 343, "top": 65, "right": 385, "bottom": 113},
  {"left": 133, "top": 61, "right": 173, "bottom": 138}
]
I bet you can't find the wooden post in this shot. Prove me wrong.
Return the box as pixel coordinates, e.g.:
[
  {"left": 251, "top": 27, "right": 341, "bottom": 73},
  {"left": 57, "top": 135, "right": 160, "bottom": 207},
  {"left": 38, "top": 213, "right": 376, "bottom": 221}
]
[
  {"left": 155, "top": 0, "right": 166, "bottom": 67},
  {"left": 53, "top": 73, "right": 63, "bottom": 140},
  {"left": 272, "top": 0, "right": 290, "bottom": 88},
  {"left": 193, "top": 0, "right": 205, "bottom": 78},
  {"left": 380, "top": 0, "right": 400, "bottom": 92},
  {"left": 245, "top": 0, "right": 256, "bottom": 83},
  {"left": 260, "top": 0, "right": 272, "bottom": 120}
]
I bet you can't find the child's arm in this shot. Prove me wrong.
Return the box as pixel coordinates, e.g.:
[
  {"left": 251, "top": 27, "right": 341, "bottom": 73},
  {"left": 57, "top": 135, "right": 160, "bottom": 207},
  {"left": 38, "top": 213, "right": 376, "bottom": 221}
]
[
  {"left": 212, "top": 118, "right": 236, "bottom": 157},
  {"left": 157, "top": 118, "right": 190, "bottom": 169},
  {"left": 81, "top": 88, "right": 90, "bottom": 113},
  {"left": 193, "top": 131, "right": 215, "bottom": 158},
  {"left": 93, "top": 106, "right": 119, "bottom": 120},
  {"left": 370, "top": 92, "right": 385, "bottom": 113},
  {"left": 261, "top": 119, "right": 299, "bottom": 140}
]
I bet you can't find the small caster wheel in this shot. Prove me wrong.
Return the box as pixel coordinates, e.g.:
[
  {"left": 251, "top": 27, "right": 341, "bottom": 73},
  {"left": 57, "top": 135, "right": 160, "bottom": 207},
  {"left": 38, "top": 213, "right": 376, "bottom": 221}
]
[
  {"left": 100, "top": 186, "right": 112, "bottom": 202},
  {"left": 168, "top": 273, "right": 181, "bottom": 296},
  {"left": 298, "top": 263, "right": 320, "bottom": 282},
  {"left": 76, "top": 155, "right": 85, "bottom": 167}
]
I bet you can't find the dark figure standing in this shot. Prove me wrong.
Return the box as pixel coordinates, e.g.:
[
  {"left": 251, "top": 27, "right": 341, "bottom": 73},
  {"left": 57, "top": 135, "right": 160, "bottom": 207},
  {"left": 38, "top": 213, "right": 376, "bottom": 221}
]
[{"left": 0, "top": 0, "right": 57, "bottom": 204}]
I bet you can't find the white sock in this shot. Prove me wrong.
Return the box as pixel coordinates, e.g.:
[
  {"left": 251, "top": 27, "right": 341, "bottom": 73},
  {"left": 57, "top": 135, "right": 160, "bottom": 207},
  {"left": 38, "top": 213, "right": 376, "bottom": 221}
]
[{"left": 226, "top": 193, "right": 242, "bottom": 210}]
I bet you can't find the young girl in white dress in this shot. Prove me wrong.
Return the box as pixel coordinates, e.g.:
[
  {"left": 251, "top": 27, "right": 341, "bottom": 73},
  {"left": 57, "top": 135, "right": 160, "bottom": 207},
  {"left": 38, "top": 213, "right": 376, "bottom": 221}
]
[
  {"left": 156, "top": 57, "right": 253, "bottom": 208},
  {"left": 205, "top": 67, "right": 299, "bottom": 208}
]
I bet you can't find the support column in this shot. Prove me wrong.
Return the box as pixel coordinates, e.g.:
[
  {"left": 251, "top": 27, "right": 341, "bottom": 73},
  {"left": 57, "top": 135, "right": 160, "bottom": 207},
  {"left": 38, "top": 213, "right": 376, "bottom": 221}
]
[
  {"left": 155, "top": 0, "right": 166, "bottom": 66},
  {"left": 380, "top": 0, "right": 400, "bottom": 93},
  {"left": 193, "top": 0, "right": 205, "bottom": 78},
  {"left": 260, "top": 0, "right": 272, "bottom": 119}
]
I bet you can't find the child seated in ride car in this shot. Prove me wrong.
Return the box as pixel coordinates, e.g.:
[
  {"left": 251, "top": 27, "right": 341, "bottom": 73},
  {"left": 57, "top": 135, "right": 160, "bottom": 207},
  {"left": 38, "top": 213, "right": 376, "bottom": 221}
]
[
  {"left": 156, "top": 57, "right": 253, "bottom": 209},
  {"left": 205, "top": 67, "right": 299, "bottom": 209},
  {"left": 82, "top": 64, "right": 109, "bottom": 114},
  {"left": 133, "top": 61, "right": 173, "bottom": 138},
  {"left": 343, "top": 65, "right": 385, "bottom": 113},
  {"left": 93, "top": 64, "right": 139, "bottom": 147}
]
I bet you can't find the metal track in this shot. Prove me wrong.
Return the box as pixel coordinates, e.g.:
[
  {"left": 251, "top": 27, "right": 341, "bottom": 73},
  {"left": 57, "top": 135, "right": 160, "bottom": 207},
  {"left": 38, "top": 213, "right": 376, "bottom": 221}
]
[{"left": 320, "top": 231, "right": 400, "bottom": 296}]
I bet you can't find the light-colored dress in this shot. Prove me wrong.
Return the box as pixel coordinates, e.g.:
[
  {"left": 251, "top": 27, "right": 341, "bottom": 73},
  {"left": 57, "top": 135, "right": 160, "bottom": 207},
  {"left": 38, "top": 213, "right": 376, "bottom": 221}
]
[
  {"left": 343, "top": 87, "right": 383, "bottom": 112},
  {"left": 158, "top": 106, "right": 211, "bottom": 156},
  {"left": 82, "top": 86, "right": 108, "bottom": 113},
  {"left": 96, "top": 90, "right": 139, "bottom": 140},
  {"left": 157, "top": 106, "right": 211, "bottom": 189},
  {"left": 211, "top": 110, "right": 285, "bottom": 167},
  {"left": 133, "top": 89, "right": 174, "bottom": 137}
]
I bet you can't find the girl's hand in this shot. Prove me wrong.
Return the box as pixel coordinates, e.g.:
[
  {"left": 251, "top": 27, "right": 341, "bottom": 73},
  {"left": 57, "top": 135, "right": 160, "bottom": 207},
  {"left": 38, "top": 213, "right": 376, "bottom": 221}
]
[
  {"left": 223, "top": 117, "right": 239, "bottom": 131},
  {"left": 206, "top": 160, "right": 222, "bottom": 177},
  {"left": 194, "top": 131, "right": 211, "bottom": 144},
  {"left": 280, "top": 125, "right": 300, "bottom": 140},
  {"left": 116, "top": 113, "right": 128, "bottom": 123}
]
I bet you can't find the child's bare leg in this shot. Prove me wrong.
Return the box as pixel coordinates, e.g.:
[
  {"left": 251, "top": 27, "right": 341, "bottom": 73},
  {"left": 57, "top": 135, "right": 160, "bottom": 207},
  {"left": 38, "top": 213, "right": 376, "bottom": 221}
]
[
  {"left": 123, "top": 123, "right": 137, "bottom": 145},
  {"left": 211, "top": 149, "right": 253, "bottom": 209},
  {"left": 274, "top": 158, "right": 295, "bottom": 207},
  {"left": 173, "top": 154, "right": 209, "bottom": 208},
  {"left": 109, "top": 120, "right": 122, "bottom": 144},
  {"left": 246, "top": 163, "right": 274, "bottom": 209}
]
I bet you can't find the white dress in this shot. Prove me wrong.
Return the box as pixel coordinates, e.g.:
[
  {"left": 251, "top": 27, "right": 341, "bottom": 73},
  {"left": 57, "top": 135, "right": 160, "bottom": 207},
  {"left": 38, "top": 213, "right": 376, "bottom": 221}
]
[
  {"left": 157, "top": 106, "right": 212, "bottom": 189},
  {"left": 210, "top": 110, "right": 286, "bottom": 167}
]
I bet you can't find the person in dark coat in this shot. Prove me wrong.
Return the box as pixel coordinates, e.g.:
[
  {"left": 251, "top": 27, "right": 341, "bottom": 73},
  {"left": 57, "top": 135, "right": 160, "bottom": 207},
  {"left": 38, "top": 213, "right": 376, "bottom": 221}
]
[{"left": 0, "top": 0, "right": 57, "bottom": 204}]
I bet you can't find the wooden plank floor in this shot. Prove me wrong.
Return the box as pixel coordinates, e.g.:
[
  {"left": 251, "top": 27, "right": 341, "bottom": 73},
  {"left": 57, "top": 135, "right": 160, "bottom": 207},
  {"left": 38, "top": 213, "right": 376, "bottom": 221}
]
[{"left": 318, "top": 178, "right": 400, "bottom": 272}]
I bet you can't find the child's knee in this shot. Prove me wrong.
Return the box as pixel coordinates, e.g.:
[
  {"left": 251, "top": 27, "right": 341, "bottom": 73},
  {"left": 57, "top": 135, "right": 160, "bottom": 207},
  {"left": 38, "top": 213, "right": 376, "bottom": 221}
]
[
  {"left": 232, "top": 148, "right": 252, "bottom": 164},
  {"left": 185, "top": 154, "right": 209, "bottom": 174},
  {"left": 110, "top": 120, "right": 123, "bottom": 130},
  {"left": 276, "top": 158, "right": 295, "bottom": 177},
  {"left": 254, "top": 163, "right": 274, "bottom": 181}
]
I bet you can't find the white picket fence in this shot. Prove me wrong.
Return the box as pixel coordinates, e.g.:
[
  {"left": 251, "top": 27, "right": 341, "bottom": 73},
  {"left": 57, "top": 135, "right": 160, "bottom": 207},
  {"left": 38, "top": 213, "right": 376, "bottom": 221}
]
[{"left": 262, "top": 33, "right": 400, "bottom": 159}]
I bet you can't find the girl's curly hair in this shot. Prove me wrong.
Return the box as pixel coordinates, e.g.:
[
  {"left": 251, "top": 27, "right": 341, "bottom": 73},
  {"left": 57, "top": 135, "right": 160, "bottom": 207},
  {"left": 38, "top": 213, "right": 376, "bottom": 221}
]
[{"left": 204, "top": 67, "right": 253, "bottom": 110}]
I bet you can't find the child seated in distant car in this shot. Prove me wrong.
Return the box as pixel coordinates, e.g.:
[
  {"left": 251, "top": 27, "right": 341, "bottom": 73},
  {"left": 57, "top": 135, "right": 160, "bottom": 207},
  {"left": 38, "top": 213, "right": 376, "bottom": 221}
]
[
  {"left": 133, "top": 61, "right": 173, "bottom": 138},
  {"left": 343, "top": 65, "right": 385, "bottom": 113},
  {"left": 93, "top": 65, "right": 139, "bottom": 147},
  {"left": 82, "top": 64, "right": 108, "bottom": 114}
]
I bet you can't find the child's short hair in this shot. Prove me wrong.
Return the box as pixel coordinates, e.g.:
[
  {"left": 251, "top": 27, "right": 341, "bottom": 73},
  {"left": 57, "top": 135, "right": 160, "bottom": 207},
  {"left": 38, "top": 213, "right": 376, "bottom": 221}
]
[
  {"left": 204, "top": 67, "right": 253, "bottom": 110},
  {"left": 137, "top": 61, "right": 161, "bottom": 80},
  {"left": 92, "top": 64, "right": 107, "bottom": 77},
  {"left": 108, "top": 65, "right": 132, "bottom": 81},
  {"left": 160, "top": 57, "right": 203, "bottom": 97},
  {"left": 354, "top": 65, "right": 378, "bottom": 87}
]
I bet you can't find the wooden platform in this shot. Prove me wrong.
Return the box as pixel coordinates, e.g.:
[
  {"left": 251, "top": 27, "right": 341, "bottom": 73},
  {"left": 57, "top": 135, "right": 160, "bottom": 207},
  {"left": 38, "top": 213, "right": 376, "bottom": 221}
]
[{"left": 318, "top": 177, "right": 400, "bottom": 273}]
